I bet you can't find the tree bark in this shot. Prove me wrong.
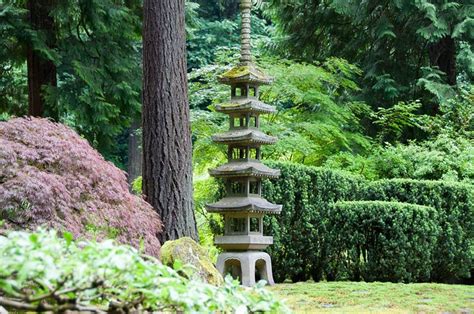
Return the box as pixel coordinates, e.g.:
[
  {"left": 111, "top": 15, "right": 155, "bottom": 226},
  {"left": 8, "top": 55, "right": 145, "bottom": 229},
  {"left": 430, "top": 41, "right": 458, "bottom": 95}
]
[
  {"left": 27, "top": 0, "right": 57, "bottom": 117},
  {"left": 428, "top": 36, "right": 456, "bottom": 86},
  {"left": 142, "top": 0, "right": 198, "bottom": 242},
  {"left": 127, "top": 119, "right": 142, "bottom": 188}
]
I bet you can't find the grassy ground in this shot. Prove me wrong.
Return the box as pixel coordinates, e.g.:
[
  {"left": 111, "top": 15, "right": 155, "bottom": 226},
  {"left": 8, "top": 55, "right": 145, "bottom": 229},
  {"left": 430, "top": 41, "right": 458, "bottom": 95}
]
[{"left": 269, "top": 281, "right": 474, "bottom": 313}]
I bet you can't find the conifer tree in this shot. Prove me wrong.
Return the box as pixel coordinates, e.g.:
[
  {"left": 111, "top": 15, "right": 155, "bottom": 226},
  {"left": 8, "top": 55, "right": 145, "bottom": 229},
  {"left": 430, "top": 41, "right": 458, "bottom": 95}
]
[
  {"left": 26, "top": 0, "right": 56, "bottom": 117},
  {"left": 142, "top": 0, "right": 198, "bottom": 242}
]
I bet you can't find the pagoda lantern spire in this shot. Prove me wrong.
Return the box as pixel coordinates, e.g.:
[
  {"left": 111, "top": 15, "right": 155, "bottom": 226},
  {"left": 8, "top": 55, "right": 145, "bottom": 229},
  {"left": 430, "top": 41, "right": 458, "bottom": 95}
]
[
  {"left": 206, "top": 0, "right": 282, "bottom": 287},
  {"left": 239, "top": 0, "right": 252, "bottom": 65}
]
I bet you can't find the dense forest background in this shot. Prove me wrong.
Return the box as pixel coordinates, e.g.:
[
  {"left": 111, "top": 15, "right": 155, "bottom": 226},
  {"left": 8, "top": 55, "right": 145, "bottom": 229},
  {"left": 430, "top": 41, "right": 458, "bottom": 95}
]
[{"left": 1, "top": 0, "right": 472, "bottom": 199}]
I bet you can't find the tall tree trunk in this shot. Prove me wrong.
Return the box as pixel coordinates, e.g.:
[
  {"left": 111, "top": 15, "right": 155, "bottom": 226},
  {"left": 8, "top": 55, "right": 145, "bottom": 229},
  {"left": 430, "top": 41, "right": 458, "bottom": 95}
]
[
  {"left": 142, "top": 0, "right": 198, "bottom": 242},
  {"left": 27, "top": 0, "right": 57, "bottom": 117},
  {"left": 429, "top": 36, "right": 456, "bottom": 86},
  {"left": 127, "top": 119, "right": 142, "bottom": 188}
]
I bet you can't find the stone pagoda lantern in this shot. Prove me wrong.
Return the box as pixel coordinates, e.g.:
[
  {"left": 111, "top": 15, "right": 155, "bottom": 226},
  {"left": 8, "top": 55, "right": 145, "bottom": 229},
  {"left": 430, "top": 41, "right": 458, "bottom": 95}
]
[{"left": 206, "top": 0, "right": 282, "bottom": 287}]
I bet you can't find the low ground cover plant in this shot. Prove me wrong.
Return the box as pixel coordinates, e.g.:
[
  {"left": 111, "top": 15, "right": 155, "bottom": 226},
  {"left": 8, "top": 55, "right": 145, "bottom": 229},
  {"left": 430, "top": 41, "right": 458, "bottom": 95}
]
[{"left": 0, "top": 228, "right": 288, "bottom": 313}]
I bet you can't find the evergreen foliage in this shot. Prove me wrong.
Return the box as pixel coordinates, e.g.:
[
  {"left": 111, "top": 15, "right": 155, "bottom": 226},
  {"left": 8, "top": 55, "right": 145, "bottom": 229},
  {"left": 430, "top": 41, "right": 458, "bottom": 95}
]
[
  {"left": 364, "top": 179, "right": 474, "bottom": 281},
  {"left": 256, "top": 161, "right": 474, "bottom": 283},
  {"left": 0, "top": 0, "right": 144, "bottom": 160},
  {"left": 261, "top": 161, "right": 364, "bottom": 282},
  {"left": 325, "top": 133, "right": 474, "bottom": 182},
  {"left": 327, "top": 201, "right": 439, "bottom": 283},
  {"left": 325, "top": 85, "right": 474, "bottom": 182},
  {"left": 266, "top": 0, "right": 473, "bottom": 110}
]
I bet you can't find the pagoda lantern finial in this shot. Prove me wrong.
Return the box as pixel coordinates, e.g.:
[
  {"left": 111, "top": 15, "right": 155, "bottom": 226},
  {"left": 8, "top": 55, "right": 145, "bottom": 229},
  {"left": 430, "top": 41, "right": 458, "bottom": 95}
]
[
  {"left": 239, "top": 0, "right": 252, "bottom": 65},
  {"left": 206, "top": 0, "right": 282, "bottom": 287}
]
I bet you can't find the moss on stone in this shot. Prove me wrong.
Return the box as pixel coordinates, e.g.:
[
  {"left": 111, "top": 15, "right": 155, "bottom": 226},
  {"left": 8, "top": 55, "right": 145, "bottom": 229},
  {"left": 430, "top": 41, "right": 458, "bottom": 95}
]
[
  {"left": 219, "top": 103, "right": 242, "bottom": 108},
  {"left": 221, "top": 65, "right": 251, "bottom": 78},
  {"left": 160, "top": 237, "right": 224, "bottom": 286},
  {"left": 220, "top": 64, "right": 270, "bottom": 81}
]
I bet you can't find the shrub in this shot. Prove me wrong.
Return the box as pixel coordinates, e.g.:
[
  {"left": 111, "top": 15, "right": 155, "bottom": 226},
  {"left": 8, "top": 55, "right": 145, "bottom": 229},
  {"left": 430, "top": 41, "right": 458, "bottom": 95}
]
[
  {"left": 0, "top": 117, "right": 162, "bottom": 257},
  {"left": 363, "top": 179, "right": 474, "bottom": 281},
  {"left": 370, "top": 135, "right": 474, "bottom": 183},
  {"left": 262, "top": 161, "right": 365, "bottom": 282},
  {"left": 0, "top": 229, "right": 288, "bottom": 313},
  {"left": 258, "top": 161, "right": 473, "bottom": 283},
  {"left": 325, "top": 134, "right": 474, "bottom": 184},
  {"left": 326, "top": 201, "right": 439, "bottom": 283}
]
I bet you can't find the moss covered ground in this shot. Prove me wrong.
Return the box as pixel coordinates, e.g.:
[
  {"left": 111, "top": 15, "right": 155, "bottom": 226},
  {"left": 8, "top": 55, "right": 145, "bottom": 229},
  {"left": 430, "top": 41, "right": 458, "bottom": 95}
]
[{"left": 269, "top": 281, "right": 474, "bottom": 313}]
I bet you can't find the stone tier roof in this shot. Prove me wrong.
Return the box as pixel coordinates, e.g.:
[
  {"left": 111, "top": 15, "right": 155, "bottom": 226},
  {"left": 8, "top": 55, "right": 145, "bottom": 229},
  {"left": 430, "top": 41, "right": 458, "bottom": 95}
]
[
  {"left": 209, "top": 160, "right": 280, "bottom": 178},
  {"left": 212, "top": 128, "right": 277, "bottom": 145},
  {"left": 215, "top": 98, "right": 276, "bottom": 114},
  {"left": 214, "top": 235, "right": 273, "bottom": 251},
  {"left": 206, "top": 195, "right": 282, "bottom": 214},
  {"left": 219, "top": 64, "right": 272, "bottom": 85}
]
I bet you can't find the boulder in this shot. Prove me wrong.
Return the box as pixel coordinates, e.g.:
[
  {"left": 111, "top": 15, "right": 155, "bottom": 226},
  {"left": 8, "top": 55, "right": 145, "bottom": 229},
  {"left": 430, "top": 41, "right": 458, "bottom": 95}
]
[
  {"left": 161, "top": 237, "right": 224, "bottom": 285},
  {"left": 0, "top": 117, "right": 162, "bottom": 257}
]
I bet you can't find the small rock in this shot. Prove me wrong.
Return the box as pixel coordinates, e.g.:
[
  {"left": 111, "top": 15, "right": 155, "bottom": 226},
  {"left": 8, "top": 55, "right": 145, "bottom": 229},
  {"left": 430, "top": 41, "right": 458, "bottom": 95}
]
[{"left": 321, "top": 303, "right": 335, "bottom": 308}]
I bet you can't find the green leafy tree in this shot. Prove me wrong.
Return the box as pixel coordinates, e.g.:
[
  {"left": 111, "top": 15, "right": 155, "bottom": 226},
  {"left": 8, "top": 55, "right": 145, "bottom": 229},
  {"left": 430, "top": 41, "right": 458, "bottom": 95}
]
[
  {"left": 266, "top": 0, "right": 473, "bottom": 112},
  {"left": 325, "top": 85, "right": 474, "bottom": 182},
  {"left": 189, "top": 51, "right": 372, "bottom": 167},
  {"left": 0, "top": 0, "right": 143, "bottom": 160},
  {"left": 187, "top": 4, "right": 269, "bottom": 70}
]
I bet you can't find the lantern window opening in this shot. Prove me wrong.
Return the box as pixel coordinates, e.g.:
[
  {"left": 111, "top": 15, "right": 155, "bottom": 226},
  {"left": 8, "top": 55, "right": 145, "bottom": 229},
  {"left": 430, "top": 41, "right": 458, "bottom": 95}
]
[
  {"left": 230, "top": 181, "right": 243, "bottom": 195},
  {"left": 248, "top": 115, "right": 259, "bottom": 128},
  {"left": 227, "top": 179, "right": 250, "bottom": 196},
  {"left": 231, "top": 84, "right": 249, "bottom": 99},
  {"left": 249, "top": 86, "right": 258, "bottom": 98},
  {"left": 229, "top": 146, "right": 260, "bottom": 161},
  {"left": 249, "top": 180, "right": 261, "bottom": 195},
  {"left": 228, "top": 217, "right": 247, "bottom": 235},
  {"left": 249, "top": 216, "right": 261, "bottom": 234},
  {"left": 229, "top": 114, "right": 259, "bottom": 130}
]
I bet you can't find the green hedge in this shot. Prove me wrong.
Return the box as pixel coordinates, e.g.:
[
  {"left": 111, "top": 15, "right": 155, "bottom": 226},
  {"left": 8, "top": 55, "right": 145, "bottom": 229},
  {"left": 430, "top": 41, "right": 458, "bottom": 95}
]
[
  {"left": 262, "top": 161, "right": 365, "bottom": 282},
  {"left": 363, "top": 179, "right": 474, "bottom": 281},
  {"left": 326, "top": 201, "right": 439, "bottom": 283},
  {"left": 259, "top": 161, "right": 474, "bottom": 283}
]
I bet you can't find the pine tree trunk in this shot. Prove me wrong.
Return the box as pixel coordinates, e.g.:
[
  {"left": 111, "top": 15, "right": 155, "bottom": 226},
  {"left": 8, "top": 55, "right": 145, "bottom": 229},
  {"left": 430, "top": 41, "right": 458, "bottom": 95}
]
[
  {"left": 142, "top": 0, "right": 198, "bottom": 242},
  {"left": 429, "top": 36, "right": 456, "bottom": 86},
  {"left": 27, "top": 0, "right": 57, "bottom": 117},
  {"left": 127, "top": 119, "right": 142, "bottom": 188}
]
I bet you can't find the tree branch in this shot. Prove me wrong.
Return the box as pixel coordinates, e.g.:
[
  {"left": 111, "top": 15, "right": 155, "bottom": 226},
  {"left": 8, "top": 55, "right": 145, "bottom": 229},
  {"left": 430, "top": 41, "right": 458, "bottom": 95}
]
[{"left": 0, "top": 296, "right": 107, "bottom": 313}]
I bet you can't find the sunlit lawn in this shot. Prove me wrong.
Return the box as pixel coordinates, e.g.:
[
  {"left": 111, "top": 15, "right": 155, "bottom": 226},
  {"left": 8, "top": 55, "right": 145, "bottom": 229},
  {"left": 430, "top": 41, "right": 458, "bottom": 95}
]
[{"left": 269, "top": 281, "right": 474, "bottom": 313}]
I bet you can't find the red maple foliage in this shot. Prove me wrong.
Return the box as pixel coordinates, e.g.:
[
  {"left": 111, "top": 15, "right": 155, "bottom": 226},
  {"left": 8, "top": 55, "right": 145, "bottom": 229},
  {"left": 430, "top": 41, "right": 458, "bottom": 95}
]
[{"left": 0, "top": 117, "right": 162, "bottom": 257}]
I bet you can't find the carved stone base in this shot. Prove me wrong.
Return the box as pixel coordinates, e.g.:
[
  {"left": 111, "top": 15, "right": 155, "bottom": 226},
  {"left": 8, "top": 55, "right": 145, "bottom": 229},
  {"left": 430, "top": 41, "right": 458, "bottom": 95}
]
[{"left": 216, "top": 251, "right": 275, "bottom": 287}]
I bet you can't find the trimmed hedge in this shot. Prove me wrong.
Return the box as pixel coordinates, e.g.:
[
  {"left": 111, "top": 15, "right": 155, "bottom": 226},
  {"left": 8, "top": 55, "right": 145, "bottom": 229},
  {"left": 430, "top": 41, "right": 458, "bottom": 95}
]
[
  {"left": 260, "top": 161, "right": 474, "bottom": 283},
  {"left": 363, "top": 179, "right": 474, "bottom": 281},
  {"left": 327, "top": 201, "right": 439, "bottom": 283},
  {"left": 262, "top": 161, "right": 365, "bottom": 282}
]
